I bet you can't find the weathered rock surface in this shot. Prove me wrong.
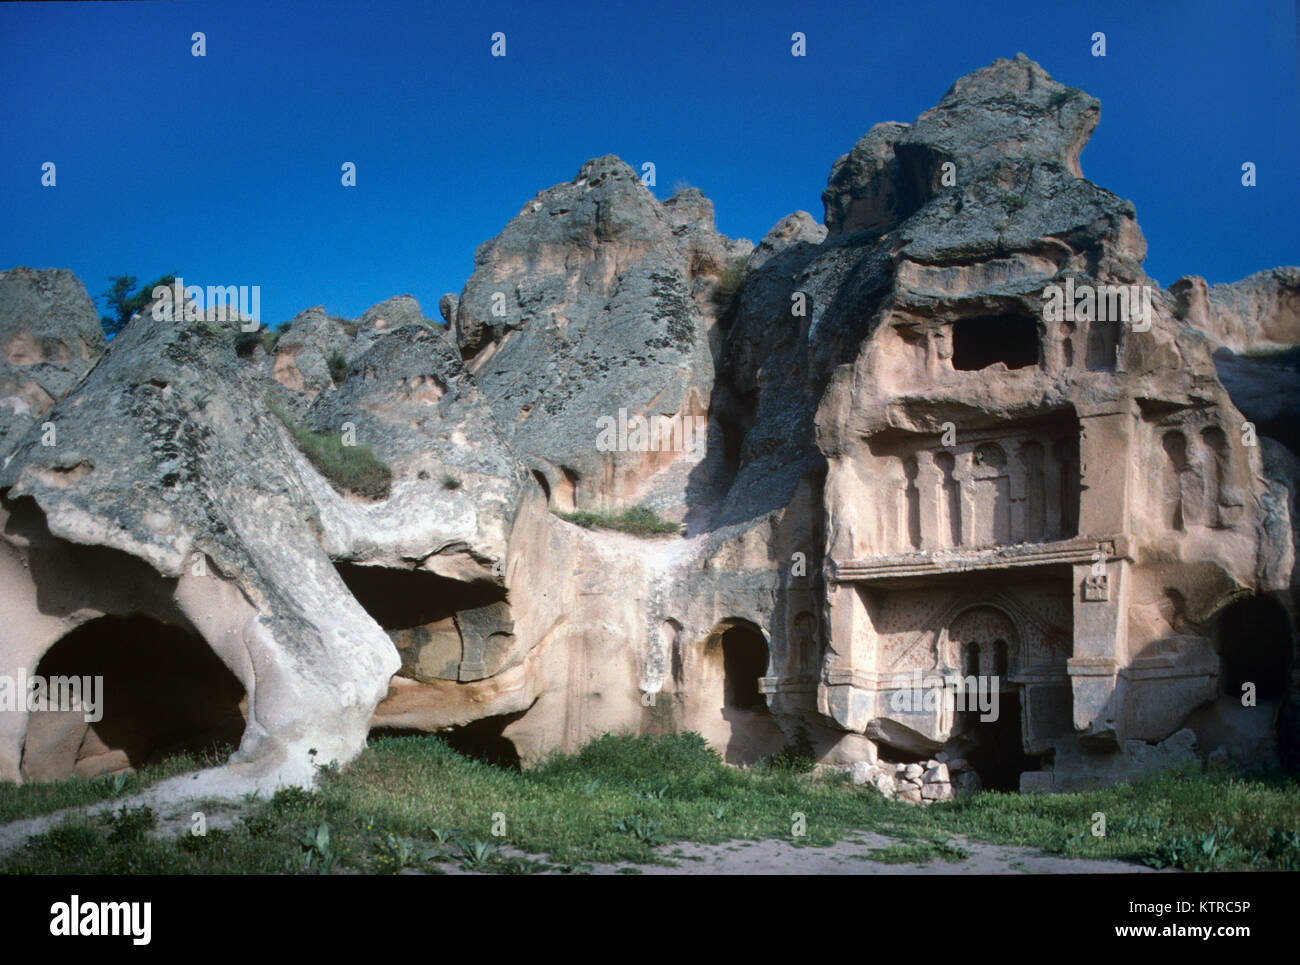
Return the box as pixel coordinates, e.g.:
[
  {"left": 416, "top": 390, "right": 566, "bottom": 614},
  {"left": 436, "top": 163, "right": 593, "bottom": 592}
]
[
  {"left": 0, "top": 268, "right": 105, "bottom": 462},
  {"left": 448, "top": 156, "right": 748, "bottom": 521},
  {"left": 270, "top": 305, "right": 352, "bottom": 398},
  {"left": 1, "top": 54, "right": 1296, "bottom": 799},
  {"left": 0, "top": 301, "right": 399, "bottom": 789},
  {"left": 306, "top": 319, "right": 523, "bottom": 578},
  {"left": 1172, "top": 268, "right": 1300, "bottom": 353}
]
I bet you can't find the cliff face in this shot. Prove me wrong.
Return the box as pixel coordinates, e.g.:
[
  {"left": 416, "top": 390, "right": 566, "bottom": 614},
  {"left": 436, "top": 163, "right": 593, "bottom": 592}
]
[
  {"left": 1, "top": 54, "right": 1296, "bottom": 797},
  {"left": 0, "top": 267, "right": 104, "bottom": 464},
  {"left": 449, "top": 156, "right": 750, "bottom": 523}
]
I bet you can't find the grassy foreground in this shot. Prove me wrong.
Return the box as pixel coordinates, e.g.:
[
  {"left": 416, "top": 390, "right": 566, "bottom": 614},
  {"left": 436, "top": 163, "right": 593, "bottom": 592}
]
[
  {"left": 2, "top": 732, "right": 1299, "bottom": 874},
  {"left": 0, "top": 752, "right": 214, "bottom": 825}
]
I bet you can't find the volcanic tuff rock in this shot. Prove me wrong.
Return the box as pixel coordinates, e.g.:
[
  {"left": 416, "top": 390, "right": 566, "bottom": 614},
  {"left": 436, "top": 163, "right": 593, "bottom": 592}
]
[
  {"left": 1190, "top": 270, "right": 1300, "bottom": 465},
  {"left": 449, "top": 155, "right": 750, "bottom": 521},
  {"left": 306, "top": 320, "right": 523, "bottom": 578},
  {"left": 0, "top": 289, "right": 519, "bottom": 790},
  {"left": 1, "top": 54, "right": 1297, "bottom": 796},
  {"left": 1171, "top": 268, "right": 1300, "bottom": 353},
  {"left": 0, "top": 300, "right": 399, "bottom": 789},
  {"left": 271, "top": 305, "right": 353, "bottom": 398},
  {"left": 0, "top": 268, "right": 105, "bottom": 463}
]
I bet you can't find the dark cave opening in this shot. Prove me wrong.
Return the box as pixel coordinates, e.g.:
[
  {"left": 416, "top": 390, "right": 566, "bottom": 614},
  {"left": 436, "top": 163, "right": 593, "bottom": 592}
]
[
  {"left": 956, "top": 687, "right": 1038, "bottom": 791},
  {"left": 334, "top": 561, "right": 504, "bottom": 631},
  {"left": 951, "top": 315, "right": 1040, "bottom": 371},
  {"left": 22, "top": 614, "right": 246, "bottom": 779},
  {"left": 439, "top": 713, "right": 523, "bottom": 769},
  {"left": 372, "top": 711, "right": 525, "bottom": 770},
  {"left": 721, "top": 623, "right": 769, "bottom": 711},
  {"left": 530, "top": 469, "right": 551, "bottom": 503},
  {"left": 1217, "top": 594, "right": 1293, "bottom": 700},
  {"left": 952, "top": 652, "right": 1037, "bottom": 791}
]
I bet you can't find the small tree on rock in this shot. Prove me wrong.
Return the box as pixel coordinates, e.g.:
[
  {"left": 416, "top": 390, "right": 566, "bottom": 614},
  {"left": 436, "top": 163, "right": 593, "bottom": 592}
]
[{"left": 98, "top": 272, "right": 178, "bottom": 336}]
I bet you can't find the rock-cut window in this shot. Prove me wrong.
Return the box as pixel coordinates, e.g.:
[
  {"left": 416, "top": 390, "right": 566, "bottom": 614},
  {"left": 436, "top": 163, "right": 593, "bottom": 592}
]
[{"left": 951, "top": 316, "right": 1040, "bottom": 371}]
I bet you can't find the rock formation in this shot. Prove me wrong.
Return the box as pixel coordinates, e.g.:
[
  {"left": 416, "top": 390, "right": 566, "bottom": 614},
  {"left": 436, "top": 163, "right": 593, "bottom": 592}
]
[
  {"left": 0, "top": 268, "right": 104, "bottom": 462},
  {"left": 1, "top": 54, "right": 1296, "bottom": 798}
]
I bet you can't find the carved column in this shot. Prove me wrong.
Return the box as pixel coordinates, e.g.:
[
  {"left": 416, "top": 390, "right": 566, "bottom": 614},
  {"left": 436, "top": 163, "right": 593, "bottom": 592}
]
[
  {"left": 955, "top": 449, "right": 977, "bottom": 547},
  {"left": 1076, "top": 402, "right": 1136, "bottom": 538},
  {"left": 1069, "top": 551, "right": 1129, "bottom": 741},
  {"left": 1044, "top": 446, "right": 1063, "bottom": 540},
  {"left": 1006, "top": 443, "right": 1027, "bottom": 543},
  {"left": 916, "top": 450, "right": 943, "bottom": 550}
]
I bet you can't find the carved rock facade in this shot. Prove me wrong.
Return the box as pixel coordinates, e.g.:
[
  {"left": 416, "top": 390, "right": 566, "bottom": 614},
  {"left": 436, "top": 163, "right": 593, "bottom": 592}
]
[{"left": 1, "top": 56, "right": 1296, "bottom": 796}]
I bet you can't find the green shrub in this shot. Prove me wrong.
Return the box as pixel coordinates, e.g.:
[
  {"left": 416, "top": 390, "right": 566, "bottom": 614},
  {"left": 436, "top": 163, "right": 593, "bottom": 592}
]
[
  {"left": 998, "top": 191, "right": 1027, "bottom": 213},
  {"left": 327, "top": 350, "right": 349, "bottom": 383},
  {"left": 102, "top": 805, "right": 157, "bottom": 844},
  {"left": 555, "top": 505, "right": 679, "bottom": 535},
  {"left": 234, "top": 327, "right": 283, "bottom": 358},
  {"left": 98, "top": 271, "right": 179, "bottom": 337},
  {"left": 441, "top": 474, "right": 461, "bottom": 491},
  {"left": 268, "top": 401, "right": 392, "bottom": 500},
  {"left": 712, "top": 254, "right": 750, "bottom": 309}
]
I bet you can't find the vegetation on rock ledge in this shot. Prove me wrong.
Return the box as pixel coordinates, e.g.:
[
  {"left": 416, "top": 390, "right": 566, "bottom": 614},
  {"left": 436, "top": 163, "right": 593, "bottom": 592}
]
[
  {"left": 555, "top": 505, "right": 679, "bottom": 535},
  {"left": 711, "top": 254, "right": 750, "bottom": 310},
  {"left": 268, "top": 400, "right": 391, "bottom": 500}
]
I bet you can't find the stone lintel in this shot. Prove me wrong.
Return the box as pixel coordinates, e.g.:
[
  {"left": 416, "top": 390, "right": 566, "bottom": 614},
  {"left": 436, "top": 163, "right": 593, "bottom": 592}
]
[{"left": 831, "top": 534, "right": 1131, "bottom": 582}]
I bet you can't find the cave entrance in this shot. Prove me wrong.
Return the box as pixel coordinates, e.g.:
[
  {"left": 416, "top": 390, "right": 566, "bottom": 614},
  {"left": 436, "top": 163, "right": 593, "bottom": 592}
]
[
  {"left": 958, "top": 678, "right": 1036, "bottom": 792},
  {"left": 703, "top": 619, "right": 783, "bottom": 764},
  {"left": 951, "top": 315, "right": 1040, "bottom": 371},
  {"left": 721, "top": 624, "right": 769, "bottom": 711},
  {"left": 20, "top": 614, "right": 246, "bottom": 781},
  {"left": 334, "top": 561, "right": 514, "bottom": 684},
  {"left": 947, "top": 608, "right": 1037, "bottom": 790},
  {"left": 531, "top": 470, "right": 551, "bottom": 503},
  {"left": 1217, "top": 594, "right": 1292, "bottom": 700},
  {"left": 438, "top": 712, "right": 524, "bottom": 770},
  {"left": 334, "top": 561, "right": 503, "bottom": 631},
  {"left": 371, "top": 709, "right": 525, "bottom": 770}
]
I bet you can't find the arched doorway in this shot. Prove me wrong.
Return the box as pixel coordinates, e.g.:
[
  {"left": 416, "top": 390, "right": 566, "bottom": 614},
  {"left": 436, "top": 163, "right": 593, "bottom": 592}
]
[
  {"left": 20, "top": 614, "right": 246, "bottom": 781},
  {"left": 722, "top": 623, "right": 768, "bottom": 711},
  {"left": 695, "top": 619, "right": 784, "bottom": 764},
  {"left": 945, "top": 605, "right": 1036, "bottom": 791},
  {"left": 1216, "top": 594, "right": 1292, "bottom": 700}
]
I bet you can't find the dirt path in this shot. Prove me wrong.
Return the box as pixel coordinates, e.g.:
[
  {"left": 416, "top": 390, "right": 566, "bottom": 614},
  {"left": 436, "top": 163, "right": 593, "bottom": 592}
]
[
  {"left": 0, "top": 790, "right": 1160, "bottom": 875},
  {"left": 578, "top": 833, "right": 1162, "bottom": 875},
  {"left": 0, "top": 784, "right": 245, "bottom": 860},
  {"left": 432, "top": 831, "right": 1162, "bottom": 875}
]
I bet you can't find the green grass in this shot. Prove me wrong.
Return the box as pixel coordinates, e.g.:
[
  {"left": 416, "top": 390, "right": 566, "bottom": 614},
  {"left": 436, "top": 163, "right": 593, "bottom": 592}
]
[
  {"left": 2, "top": 733, "right": 1298, "bottom": 874},
  {"left": 555, "top": 505, "right": 679, "bottom": 536},
  {"left": 861, "top": 838, "right": 968, "bottom": 864},
  {"left": 268, "top": 400, "right": 391, "bottom": 500},
  {"left": 911, "top": 763, "right": 1300, "bottom": 870}
]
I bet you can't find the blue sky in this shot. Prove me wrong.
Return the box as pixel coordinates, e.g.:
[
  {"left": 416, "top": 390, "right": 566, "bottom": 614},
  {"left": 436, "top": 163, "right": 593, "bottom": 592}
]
[{"left": 1, "top": 0, "right": 1295, "bottom": 329}]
